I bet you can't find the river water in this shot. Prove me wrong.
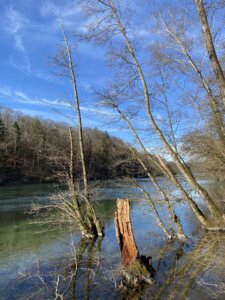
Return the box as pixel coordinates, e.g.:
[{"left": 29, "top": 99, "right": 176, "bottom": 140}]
[{"left": 0, "top": 179, "right": 225, "bottom": 299}]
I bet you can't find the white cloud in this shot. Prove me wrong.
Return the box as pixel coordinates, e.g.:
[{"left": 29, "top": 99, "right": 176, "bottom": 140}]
[
  {"left": 4, "top": 6, "right": 28, "bottom": 54},
  {"left": 2, "top": 87, "right": 115, "bottom": 122},
  {"left": 5, "top": 6, "right": 27, "bottom": 34},
  {"left": 2, "top": 6, "right": 32, "bottom": 74},
  {"left": 80, "top": 106, "right": 116, "bottom": 117},
  {"left": 0, "top": 86, "right": 12, "bottom": 97},
  {"left": 12, "top": 90, "right": 71, "bottom": 108},
  {"left": 14, "top": 93, "right": 114, "bottom": 113},
  {"left": 41, "top": 1, "right": 81, "bottom": 18},
  {"left": 15, "top": 90, "right": 30, "bottom": 101}
]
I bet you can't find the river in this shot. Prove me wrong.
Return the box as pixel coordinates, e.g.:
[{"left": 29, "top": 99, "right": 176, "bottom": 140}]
[{"left": 0, "top": 179, "right": 225, "bottom": 299}]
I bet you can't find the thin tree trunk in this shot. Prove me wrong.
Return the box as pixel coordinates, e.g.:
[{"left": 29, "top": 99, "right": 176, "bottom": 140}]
[
  {"left": 195, "top": 0, "right": 225, "bottom": 108},
  {"left": 69, "top": 126, "right": 74, "bottom": 184},
  {"left": 133, "top": 180, "right": 173, "bottom": 239},
  {"left": 68, "top": 127, "right": 94, "bottom": 237},
  {"left": 135, "top": 157, "right": 185, "bottom": 239},
  {"left": 59, "top": 16, "right": 104, "bottom": 237},
  {"left": 114, "top": 106, "right": 185, "bottom": 236},
  {"left": 156, "top": 155, "right": 209, "bottom": 226},
  {"left": 109, "top": 1, "right": 222, "bottom": 220},
  {"left": 113, "top": 104, "right": 207, "bottom": 227},
  {"left": 159, "top": 18, "right": 225, "bottom": 148}
]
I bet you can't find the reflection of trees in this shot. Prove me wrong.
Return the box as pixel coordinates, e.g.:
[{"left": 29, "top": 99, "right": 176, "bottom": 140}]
[
  {"left": 153, "top": 232, "right": 224, "bottom": 299},
  {"left": 117, "top": 239, "right": 183, "bottom": 300},
  {"left": 2, "top": 237, "right": 102, "bottom": 300},
  {"left": 69, "top": 238, "right": 102, "bottom": 300}
]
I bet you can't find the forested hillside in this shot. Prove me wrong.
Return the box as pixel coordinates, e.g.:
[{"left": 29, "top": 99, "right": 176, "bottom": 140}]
[{"left": 0, "top": 107, "right": 162, "bottom": 184}]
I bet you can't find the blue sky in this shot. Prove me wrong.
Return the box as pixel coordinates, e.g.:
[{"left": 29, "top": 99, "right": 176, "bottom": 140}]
[
  {"left": 0, "top": 0, "right": 166, "bottom": 144},
  {"left": 0, "top": 0, "right": 124, "bottom": 135},
  {"left": 0, "top": 0, "right": 222, "bottom": 150}
]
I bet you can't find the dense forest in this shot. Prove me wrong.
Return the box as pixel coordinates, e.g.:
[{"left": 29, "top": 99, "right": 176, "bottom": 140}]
[
  {"left": 0, "top": 105, "right": 224, "bottom": 185},
  {"left": 0, "top": 106, "right": 163, "bottom": 184}
]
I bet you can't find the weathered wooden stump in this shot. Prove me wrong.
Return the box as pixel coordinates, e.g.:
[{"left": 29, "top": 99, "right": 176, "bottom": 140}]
[
  {"left": 114, "top": 198, "right": 154, "bottom": 288},
  {"left": 114, "top": 198, "right": 139, "bottom": 266}
]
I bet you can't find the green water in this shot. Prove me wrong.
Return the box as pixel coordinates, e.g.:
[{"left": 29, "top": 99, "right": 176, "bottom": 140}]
[{"left": 0, "top": 180, "right": 225, "bottom": 299}]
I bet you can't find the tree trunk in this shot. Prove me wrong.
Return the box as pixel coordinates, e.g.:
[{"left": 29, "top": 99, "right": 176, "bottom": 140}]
[
  {"left": 195, "top": 0, "right": 225, "bottom": 109},
  {"left": 109, "top": 1, "right": 223, "bottom": 220},
  {"left": 134, "top": 155, "right": 185, "bottom": 240},
  {"left": 114, "top": 198, "right": 139, "bottom": 266},
  {"left": 114, "top": 198, "right": 154, "bottom": 286},
  {"left": 156, "top": 155, "right": 209, "bottom": 227},
  {"left": 59, "top": 15, "right": 104, "bottom": 238}
]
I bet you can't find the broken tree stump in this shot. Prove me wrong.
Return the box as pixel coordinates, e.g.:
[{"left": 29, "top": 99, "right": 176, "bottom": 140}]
[
  {"left": 114, "top": 198, "right": 154, "bottom": 287},
  {"left": 114, "top": 198, "right": 139, "bottom": 266}
]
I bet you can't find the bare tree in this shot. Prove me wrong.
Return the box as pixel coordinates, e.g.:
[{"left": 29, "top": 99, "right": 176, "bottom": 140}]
[
  {"left": 97, "top": 92, "right": 208, "bottom": 227},
  {"left": 79, "top": 0, "right": 224, "bottom": 225},
  {"left": 154, "top": 9, "right": 225, "bottom": 151},
  {"left": 47, "top": 15, "right": 104, "bottom": 238},
  {"left": 194, "top": 0, "right": 225, "bottom": 109}
]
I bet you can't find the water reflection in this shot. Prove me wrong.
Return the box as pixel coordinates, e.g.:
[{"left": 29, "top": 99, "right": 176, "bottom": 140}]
[
  {"left": 0, "top": 180, "right": 225, "bottom": 299},
  {"left": 68, "top": 238, "right": 102, "bottom": 300},
  {"left": 152, "top": 232, "right": 225, "bottom": 300}
]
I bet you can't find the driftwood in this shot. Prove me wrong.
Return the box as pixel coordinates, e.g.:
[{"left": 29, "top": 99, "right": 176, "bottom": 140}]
[{"left": 114, "top": 198, "right": 154, "bottom": 287}]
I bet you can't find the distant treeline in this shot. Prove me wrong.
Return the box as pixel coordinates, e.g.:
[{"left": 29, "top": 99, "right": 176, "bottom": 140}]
[{"left": 0, "top": 107, "right": 163, "bottom": 185}]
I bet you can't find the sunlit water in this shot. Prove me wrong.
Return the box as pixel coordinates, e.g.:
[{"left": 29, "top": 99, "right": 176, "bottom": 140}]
[{"left": 0, "top": 179, "right": 225, "bottom": 299}]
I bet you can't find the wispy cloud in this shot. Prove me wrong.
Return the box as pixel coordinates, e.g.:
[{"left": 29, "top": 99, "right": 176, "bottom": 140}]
[
  {"left": 14, "top": 92, "right": 115, "bottom": 116},
  {"left": 0, "top": 86, "right": 126, "bottom": 136},
  {"left": 80, "top": 106, "right": 116, "bottom": 117},
  {"left": 39, "top": 0, "right": 87, "bottom": 39},
  {"left": 0, "top": 88, "right": 71, "bottom": 108},
  {"left": 0, "top": 86, "right": 115, "bottom": 118},
  {"left": 14, "top": 90, "right": 72, "bottom": 107},
  {"left": 3, "top": 6, "right": 31, "bottom": 72},
  {"left": 0, "top": 86, "right": 12, "bottom": 97},
  {"left": 3, "top": 6, "right": 28, "bottom": 54},
  {"left": 41, "top": 1, "right": 81, "bottom": 18},
  {"left": 15, "top": 90, "right": 30, "bottom": 101}
]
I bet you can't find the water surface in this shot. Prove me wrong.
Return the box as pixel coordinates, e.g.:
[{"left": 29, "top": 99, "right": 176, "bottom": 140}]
[{"left": 0, "top": 179, "right": 225, "bottom": 299}]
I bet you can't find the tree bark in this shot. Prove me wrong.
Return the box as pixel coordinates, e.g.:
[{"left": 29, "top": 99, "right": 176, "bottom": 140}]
[
  {"left": 159, "top": 18, "right": 225, "bottom": 148},
  {"left": 195, "top": 0, "right": 225, "bottom": 108},
  {"left": 114, "top": 198, "right": 139, "bottom": 266},
  {"left": 68, "top": 126, "right": 93, "bottom": 237},
  {"left": 114, "top": 198, "right": 154, "bottom": 286},
  {"left": 109, "top": 1, "right": 222, "bottom": 220},
  {"left": 113, "top": 104, "right": 206, "bottom": 228},
  {"left": 59, "top": 15, "right": 104, "bottom": 237}
]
